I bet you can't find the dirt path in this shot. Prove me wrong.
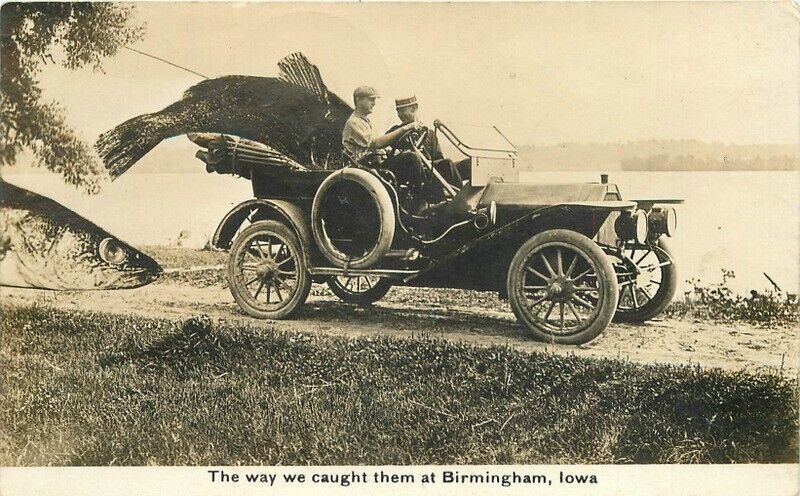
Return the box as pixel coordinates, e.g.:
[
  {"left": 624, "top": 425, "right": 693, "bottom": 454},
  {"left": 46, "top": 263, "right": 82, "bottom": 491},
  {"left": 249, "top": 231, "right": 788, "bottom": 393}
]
[{"left": 2, "top": 281, "right": 796, "bottom": 373}]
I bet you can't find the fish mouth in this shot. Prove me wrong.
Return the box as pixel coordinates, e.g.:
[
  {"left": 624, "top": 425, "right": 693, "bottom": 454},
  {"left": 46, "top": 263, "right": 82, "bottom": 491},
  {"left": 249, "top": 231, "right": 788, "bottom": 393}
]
[
  {"left": 101, "top": 247, "right": 163, "bottom": 289},
  {"left": 128, "top": 265, "right": 163, "bottom": 288},
  {"left": 130, "top": 251, "right": 163, "bottom": 282},
  {"left": 95, "top": 254, "right": 163, "bottom": 289},
  {"left": 99, "top": 267, "right": 161, "bottom": 290}
]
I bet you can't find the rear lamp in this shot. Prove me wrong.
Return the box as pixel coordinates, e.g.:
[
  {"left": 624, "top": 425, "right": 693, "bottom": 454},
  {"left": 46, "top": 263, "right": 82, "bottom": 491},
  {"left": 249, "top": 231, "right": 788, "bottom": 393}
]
[
  {"left": 615, "top": 209, "right": 649, "bottom": 244},
  {"left": 649, "top": 207, "right": 677, "bottom": 237}
]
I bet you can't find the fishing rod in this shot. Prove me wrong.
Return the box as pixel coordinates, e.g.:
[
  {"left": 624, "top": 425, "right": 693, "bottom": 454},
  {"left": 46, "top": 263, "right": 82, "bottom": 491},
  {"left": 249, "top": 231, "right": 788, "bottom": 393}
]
[{"left": 122, "top": 46, "right": 209, "bottom": 80}]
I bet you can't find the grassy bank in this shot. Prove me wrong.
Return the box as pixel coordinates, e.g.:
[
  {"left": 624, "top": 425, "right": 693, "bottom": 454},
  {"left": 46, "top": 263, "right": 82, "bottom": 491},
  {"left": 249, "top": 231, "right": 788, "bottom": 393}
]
[
  {"left": 1, "top": 304, "right": 796, "bottom": 466},
  {"left": 665, "top": 269, "right": 798, "bottom": 327}
]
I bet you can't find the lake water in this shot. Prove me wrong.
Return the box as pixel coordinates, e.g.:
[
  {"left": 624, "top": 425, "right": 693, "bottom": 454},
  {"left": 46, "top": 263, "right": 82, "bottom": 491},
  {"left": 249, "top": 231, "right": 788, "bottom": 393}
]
[
  {"left": 6, "top": 170, "right": 798, "bottom": 294},
  {"left": 520, "top": 170, "right": 799, "bottom": 295}
]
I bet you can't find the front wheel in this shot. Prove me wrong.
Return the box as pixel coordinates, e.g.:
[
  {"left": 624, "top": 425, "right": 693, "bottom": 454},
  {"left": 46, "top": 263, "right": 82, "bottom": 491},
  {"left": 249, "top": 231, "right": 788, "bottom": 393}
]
[
  {"left": 227, "top": 220, "right": 311, "bottom": 319},
  {"left": 507, "top": 229, "right": 619, "bottom": 345},
  {"left": 327, "top": 275, "right": 393, "bottom": 306},
  {"left": 611, "top": 239, "right": 678, "bottom": 322}
]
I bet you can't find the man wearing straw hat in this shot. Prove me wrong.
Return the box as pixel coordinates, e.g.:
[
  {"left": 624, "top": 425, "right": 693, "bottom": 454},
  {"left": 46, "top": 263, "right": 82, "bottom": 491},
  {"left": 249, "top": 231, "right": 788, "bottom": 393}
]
[
  {"left": 387, "top": 95, "right": 471, "bottom": 189},
  {"left": 386, "top": 95, "right": 443, "bottom": 160}
]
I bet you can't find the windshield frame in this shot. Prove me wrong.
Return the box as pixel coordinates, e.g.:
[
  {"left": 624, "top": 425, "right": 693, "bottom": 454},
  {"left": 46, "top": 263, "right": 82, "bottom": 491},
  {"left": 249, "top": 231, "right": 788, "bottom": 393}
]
[{"left": 434, "top": 120, "right": 518, "bottom": 158}]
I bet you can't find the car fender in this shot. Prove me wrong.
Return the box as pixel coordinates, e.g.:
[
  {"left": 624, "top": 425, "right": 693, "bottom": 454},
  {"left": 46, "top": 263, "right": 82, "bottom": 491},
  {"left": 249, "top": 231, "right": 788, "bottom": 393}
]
[
  {"left": 491, "top": 202, "right": 633, "bottom": 240},
  {"left": 630, "top": 199, "right": 684, "bottom": 211},
  {"left": 212, "top": 199, "right": 312, "bottom": 263}
]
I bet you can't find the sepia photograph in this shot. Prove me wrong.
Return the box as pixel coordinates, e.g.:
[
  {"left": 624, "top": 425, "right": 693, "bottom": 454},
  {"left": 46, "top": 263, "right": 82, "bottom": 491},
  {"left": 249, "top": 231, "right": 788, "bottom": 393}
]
[{"left": 0, "top": 1, "right": 798, "bottom": 494}]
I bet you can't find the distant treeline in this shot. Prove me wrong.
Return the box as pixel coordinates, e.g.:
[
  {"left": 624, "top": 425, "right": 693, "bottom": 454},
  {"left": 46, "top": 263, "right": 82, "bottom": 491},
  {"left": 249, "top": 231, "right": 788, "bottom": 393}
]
[{"left": 517, "top": 140, "right": 799, "bottom": 171}]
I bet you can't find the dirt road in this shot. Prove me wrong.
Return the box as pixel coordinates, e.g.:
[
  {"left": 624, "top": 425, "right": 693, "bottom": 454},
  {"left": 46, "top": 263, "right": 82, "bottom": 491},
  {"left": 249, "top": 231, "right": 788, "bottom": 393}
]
[{"left": 2, "top": 280, "right": 796, "bottom": 373}]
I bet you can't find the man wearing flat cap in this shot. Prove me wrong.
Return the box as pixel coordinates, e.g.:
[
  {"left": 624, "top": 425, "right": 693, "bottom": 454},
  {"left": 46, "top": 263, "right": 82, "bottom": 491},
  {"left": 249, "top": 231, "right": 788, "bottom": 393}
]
[
  {"left": 342, "top": 85, "right": 426, "bottom": 192},
  {"left": 342, "top": 86, "right": 424, "bottom": 163}
]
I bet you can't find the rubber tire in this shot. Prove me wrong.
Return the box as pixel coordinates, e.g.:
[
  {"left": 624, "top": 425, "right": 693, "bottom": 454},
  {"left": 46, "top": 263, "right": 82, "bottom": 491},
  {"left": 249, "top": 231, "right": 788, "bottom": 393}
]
[
  {"left": 327, "top": 276, "right": 393, "bottom": 306},
  {"left": 227, "top": 220, "right": 311, "bottom": 319},
  {"left": 613, "top": 238, "right": 678, "bottom": 323},
  {"left": 507, "top": 229, "right": 619, "bottom": 345},
  {"left": 311, "top": 167, "right": 395, "bottom": 269}
]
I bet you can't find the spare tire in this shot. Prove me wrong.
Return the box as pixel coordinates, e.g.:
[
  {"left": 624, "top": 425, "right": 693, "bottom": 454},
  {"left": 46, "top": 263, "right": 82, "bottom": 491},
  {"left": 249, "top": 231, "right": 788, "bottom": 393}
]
[{"left": 311, "top": 167, "right": 395, "bottom": 269}]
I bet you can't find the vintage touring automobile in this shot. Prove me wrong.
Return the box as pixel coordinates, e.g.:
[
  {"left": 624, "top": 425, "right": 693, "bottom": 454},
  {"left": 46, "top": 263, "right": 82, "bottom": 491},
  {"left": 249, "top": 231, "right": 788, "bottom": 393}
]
[{"left": 191, "top": 121, "right": 681, "bottom": 345}]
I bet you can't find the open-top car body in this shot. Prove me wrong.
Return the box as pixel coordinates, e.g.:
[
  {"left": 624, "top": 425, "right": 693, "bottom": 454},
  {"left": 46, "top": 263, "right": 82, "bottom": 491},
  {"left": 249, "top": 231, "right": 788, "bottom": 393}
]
[{"left": 194, "top": 121, "right": 682, "bottom": 345}]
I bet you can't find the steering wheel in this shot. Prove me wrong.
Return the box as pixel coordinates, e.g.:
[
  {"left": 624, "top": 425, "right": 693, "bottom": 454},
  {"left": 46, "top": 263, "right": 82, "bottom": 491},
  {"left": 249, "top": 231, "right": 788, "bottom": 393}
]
[{"left": 389, "top": 125, "right": 432, "bottom": 161}]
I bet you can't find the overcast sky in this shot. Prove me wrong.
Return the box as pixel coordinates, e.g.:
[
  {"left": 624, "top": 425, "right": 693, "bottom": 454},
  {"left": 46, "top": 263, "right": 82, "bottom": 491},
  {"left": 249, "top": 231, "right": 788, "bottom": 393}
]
[{"left": 39, "top": 2, "right": 799, "bottom": 148}]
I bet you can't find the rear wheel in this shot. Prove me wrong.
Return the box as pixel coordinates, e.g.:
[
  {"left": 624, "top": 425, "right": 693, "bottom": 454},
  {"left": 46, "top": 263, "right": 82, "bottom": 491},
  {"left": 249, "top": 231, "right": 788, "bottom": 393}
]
[
  {"left": 611, "top": 239, "right": 678, "bottom": 322},
  {"left": 327, "top": 275, "right": 393, "bottom": 306},
  {"left": 227, "top": 220, "right": 311, "bottom": 319},
  {"left": 508, "top": 229, "right": 618, "bottom": 345}
]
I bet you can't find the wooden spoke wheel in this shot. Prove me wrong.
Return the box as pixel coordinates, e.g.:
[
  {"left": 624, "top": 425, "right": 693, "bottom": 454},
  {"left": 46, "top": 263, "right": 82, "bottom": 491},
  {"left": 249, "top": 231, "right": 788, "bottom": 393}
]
[
  {"left": 327, "top": 275, "right": 393, "bottom": 306},
  {"left": 611, "top": 239, "right": 678, "bottom": 322},
  {"left": 508, "top": 229, "right": 619, "bottom": 345},
  {"left": 227, "top": 220, "right": 311, "bottom": 319}
]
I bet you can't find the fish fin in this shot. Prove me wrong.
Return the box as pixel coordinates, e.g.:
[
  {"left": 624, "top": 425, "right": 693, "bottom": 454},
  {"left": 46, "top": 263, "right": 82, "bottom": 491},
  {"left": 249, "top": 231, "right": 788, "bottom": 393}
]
[
  {"left": 277, "top": 52, "right": 330, "bottom": 102},
  {"left": 180, "top": 75, "right": 247, "bottom": 101}
]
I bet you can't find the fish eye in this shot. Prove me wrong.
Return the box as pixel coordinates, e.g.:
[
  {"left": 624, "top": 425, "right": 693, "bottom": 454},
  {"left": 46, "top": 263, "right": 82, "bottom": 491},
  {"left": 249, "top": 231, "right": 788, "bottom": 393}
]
[{"left": 99, "top": 238, "right": 127, "bottom": 265}]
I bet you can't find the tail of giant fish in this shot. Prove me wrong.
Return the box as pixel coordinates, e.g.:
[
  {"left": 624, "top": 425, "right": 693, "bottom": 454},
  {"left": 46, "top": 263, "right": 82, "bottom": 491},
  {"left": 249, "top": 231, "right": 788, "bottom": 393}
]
[
  {"left": 95, "top": 52, "right": 353, "bottom": 180},
  {"left": 95, "top": 111, "right": 183, "bottom": 180},
  {"left": 94, "top": 77, "right": 274, "bottom": 180},
  {"left": 94, "top": 75, "right": 248, "bottom": 179}
]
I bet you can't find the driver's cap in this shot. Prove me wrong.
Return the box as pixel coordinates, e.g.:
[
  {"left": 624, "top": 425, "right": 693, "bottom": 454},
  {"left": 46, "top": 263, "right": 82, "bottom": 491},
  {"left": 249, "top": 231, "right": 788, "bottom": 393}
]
[
  {"left": 395, "top": 95, "right": 418, "bottom": 109},
  {"left": 354, "top": 86, "right": 379, "bottom": 100}
]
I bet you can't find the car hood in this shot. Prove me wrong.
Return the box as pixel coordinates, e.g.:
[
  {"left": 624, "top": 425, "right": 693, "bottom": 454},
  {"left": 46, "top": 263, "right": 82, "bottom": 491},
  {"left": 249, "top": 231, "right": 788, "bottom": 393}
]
[{"left": 478, "top": 182, "right": 608, "bottom": 208}]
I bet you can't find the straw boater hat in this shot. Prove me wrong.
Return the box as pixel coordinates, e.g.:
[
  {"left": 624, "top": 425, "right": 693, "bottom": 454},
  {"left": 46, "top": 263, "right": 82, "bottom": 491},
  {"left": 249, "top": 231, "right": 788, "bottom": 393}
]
[{"left": 395, "top": 96, "right": 418, "bottom": 109}]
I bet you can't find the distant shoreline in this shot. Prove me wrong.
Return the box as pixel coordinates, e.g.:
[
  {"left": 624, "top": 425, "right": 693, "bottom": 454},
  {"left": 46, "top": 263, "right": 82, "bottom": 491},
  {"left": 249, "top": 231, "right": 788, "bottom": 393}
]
[
  {"left": 516, "top": 140, "right": 798, "bottom": 172},
  {"left": 3, "top": 138, "right": 797, "bottom": 174}
]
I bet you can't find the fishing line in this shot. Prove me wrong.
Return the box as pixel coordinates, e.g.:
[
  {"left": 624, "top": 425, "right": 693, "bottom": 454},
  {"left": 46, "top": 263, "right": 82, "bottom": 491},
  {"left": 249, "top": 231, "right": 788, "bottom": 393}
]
[
  {"left": 123, "top": 46, "right": 209, "bottom": 79},
  {"left": 162, "top": 265, "right": 224, "bottom": 274}
]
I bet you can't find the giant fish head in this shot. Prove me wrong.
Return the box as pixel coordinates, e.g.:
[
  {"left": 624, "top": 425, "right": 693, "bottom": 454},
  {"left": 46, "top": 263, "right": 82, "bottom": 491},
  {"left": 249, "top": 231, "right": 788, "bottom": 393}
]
[{"left": 0, "top": 182, "right": 162, "bottom": 290}]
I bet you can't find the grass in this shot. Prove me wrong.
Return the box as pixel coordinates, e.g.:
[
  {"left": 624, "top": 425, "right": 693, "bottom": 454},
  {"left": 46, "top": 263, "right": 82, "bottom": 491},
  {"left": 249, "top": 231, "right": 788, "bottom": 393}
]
[
  {"left": 142, "top": 245, "right": 227, "bottom": 288},
  {"left": 1, "top": 304, "right": 797, "bottom": 466},
  {"left": 665, "top": 270, "right": 799, "bottom": 327}
]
